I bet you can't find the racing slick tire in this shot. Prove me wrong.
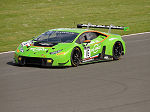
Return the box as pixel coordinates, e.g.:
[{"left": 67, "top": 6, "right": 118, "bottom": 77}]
[
  {"left": 113, "top": 41, "right": 123, "bottom": 60},
  {"left": 71, "top": 47, "right": 82, "bottom": 67}
]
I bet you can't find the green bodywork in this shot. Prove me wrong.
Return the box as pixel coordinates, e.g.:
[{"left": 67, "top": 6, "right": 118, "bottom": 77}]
[{"left": 14, "top": 28, "right": 126, "bottom": 66}]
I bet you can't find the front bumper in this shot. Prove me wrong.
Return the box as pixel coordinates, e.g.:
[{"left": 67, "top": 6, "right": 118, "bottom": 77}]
[
  {"left": 14, "top": 52, "right": 71, "bottom": 66},
  {"left": 17, "top": 56, "right": 53, "bottom": 66}
]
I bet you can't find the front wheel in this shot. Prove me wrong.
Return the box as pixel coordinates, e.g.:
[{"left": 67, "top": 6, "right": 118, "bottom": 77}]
[
  {"left": 113, "top": 41, "right": 123, "bottom": 60},
  {"left": 71, "top": 47, "right": 82, "bottom": 67}
]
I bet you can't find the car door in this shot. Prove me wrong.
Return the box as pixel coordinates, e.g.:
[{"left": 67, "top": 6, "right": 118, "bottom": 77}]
[
  {"left": 86, "top": 32, "right": 103, "bottom": 58},
  {"left": 76, "top": 32, "right": 103, "bottom": 60}
]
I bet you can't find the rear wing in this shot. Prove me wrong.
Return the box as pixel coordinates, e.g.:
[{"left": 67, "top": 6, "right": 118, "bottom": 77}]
[{"left": 77, "top": 24, "right": 129, "bottom": 32}]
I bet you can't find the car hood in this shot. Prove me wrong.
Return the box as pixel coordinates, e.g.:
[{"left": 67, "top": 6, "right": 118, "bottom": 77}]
[{"left": 19, "top": 42, "right": 73, "bottom": 57}]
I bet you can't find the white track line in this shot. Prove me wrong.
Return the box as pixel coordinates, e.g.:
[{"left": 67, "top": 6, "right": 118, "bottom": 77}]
[
  {"left": 0, "top": 51, "right": 15, "bottom": 55},
  {"left": 0, "top": 32, "right": 150, "bottom": 55},
  {"left": 122, "top": 32, "right": 150, "bottom": 37}
]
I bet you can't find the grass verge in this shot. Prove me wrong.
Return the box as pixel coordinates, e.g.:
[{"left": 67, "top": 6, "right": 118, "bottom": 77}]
[{"left": 0, "top": 0, "right": 150, "bottom": 52}]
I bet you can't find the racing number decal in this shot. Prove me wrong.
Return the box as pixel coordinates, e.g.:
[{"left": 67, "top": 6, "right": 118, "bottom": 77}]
[{"left": 84, "top": 46, "right": 91, "bottom": 58}]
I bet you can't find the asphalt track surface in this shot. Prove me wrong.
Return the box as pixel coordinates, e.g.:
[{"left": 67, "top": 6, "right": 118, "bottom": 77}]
[{"left": 0, "top": 33, "right": 150, "bottom": 112}]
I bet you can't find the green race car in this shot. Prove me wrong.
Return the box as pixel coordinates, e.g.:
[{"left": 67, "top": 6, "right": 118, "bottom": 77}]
[{"left": 14, "top": 24, "right": 129, "bottom": 67}]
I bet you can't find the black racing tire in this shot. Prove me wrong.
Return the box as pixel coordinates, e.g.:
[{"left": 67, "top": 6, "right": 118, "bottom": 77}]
[
  {"left": 71, "top": 47, "right": 82, "bottom": 67},
  {"left": 113, "top": 41, "right": 123, "bottom": 60}
]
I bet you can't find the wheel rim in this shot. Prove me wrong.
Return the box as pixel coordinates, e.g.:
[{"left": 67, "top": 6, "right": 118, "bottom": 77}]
[
  {"left": 72, "top": 49, "right": 81, "bottom": 66},
  {"left": 113, "top": 43, "right": 122, "bottom": 59}
]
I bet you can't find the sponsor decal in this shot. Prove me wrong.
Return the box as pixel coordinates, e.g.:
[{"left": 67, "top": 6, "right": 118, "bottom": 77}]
[
  {"left": 82, "top": 54, "right": 99, "bottom": 62},
  {"left": 104, "top": 56, "right": 109, "bottom": 59},
  {"left": 82, "top": 58, "right": 94, "bottom": 63},
  {"left": 88, "top": 41, "right": 95, "bottom": 45},
  {"left": 91, "top": 44, "right": 101, "bottom": 53},
  {"left": 109, "top": 38, "right": 118, "bottom": 41},
  {"left": 84, "top": 46, "right": 91, "bottom": 58},
  {"left": 30, "top": 47, "right": 47, "bottom": 52},
  {"left": 22, "top": 41, "right": 32, "bottom": 46},
  {"left": 57, "top": 52, "right": 65, "bottom": 55},
  {"left": 88, "top": 40, "right": 99, "bottom": 45}
]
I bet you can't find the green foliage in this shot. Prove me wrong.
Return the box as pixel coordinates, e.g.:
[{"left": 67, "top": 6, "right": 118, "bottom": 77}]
[{"left": 0, "top": 0, "right": 150, "bottom": 52}]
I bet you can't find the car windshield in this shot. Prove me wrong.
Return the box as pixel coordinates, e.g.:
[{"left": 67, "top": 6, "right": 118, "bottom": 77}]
[{"left": 33, "top": 31, "right": 79, "bottom": 43}]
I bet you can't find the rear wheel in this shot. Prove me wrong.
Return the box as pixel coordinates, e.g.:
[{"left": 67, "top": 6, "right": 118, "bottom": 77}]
[
  {"left": 71, "top": 47, "right": 82, "bottom": 67},
  {"left": 113, "top": 41, "right": 123, "bottom": 60}
]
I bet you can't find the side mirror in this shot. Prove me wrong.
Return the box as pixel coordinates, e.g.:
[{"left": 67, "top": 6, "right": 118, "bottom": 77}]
[{"left": 83, "top": 40, "right": 91, "bottom": 43}]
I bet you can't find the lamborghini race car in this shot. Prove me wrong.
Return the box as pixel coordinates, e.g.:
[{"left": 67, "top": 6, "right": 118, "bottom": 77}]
[{"left": 14, "top": 24, "right": 129, "bottom": 67}]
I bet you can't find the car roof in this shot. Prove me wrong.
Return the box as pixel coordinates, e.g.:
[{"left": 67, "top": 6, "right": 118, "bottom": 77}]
[
  {"left": 49, "top": 28, "right": 91, "bottom": 33},
  {"left": 48, "top": 28, "right": 118, "bottom": 36}
]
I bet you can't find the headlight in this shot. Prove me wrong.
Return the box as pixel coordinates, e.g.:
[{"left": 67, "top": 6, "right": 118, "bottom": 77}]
[{"left": 50, "top": 49, "right": 62, "bottom": 55}]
